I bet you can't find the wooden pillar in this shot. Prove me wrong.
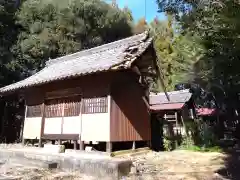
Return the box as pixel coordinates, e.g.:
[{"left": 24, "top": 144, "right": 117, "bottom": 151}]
[
  {"left": 175, "top": 111, "right": 178, "bottom": 148},
  {"left": 79, "top": 140, "right": 84, "bottom": 150},
  {"left": 38, "top": 138, "right": 42, "bottom": 147},
  {"left": 79, "top": 96, "right": 84, "bottom": 150},
  {"left": 147, "top": 140, "right": 151, "bottom": 149},
  {"left": 22, "top": 138, "right": 26, "bottom": 146},
  {"left": 22, "top": 104, "right": 27, "bottom": 146},
  {"left": 73, "top": 140, "right": 78, "bottom": 150},
  {"left": 106, "top": 142, "right": 112, "bottom": 153},
  {"left": 1, "top": 101, "right": 7, "bottom": 142},
  {"left": 58, "top": 139, "right": 62, "bottom": 145},
  {"left": 181, "top": 115, "right": 187, "bottom": 135},
  {"left": 132, "top": 141, "right": 136, "bottom": 150},
  {"left": 39, "top": 102, "right": 46, "bottom": 147}
]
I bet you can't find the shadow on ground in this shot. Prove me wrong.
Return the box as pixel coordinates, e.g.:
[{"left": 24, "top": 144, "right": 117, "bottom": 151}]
[{"left": 216, "top": 148, "right": 240, "bottom": 180}]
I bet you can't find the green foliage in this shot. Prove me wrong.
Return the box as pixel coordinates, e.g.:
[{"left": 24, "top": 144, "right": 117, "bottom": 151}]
[
  {"left": 156, "top": 0, "right": 240, "bottom": 121},
  {"left": 133, "top": 18, "right": 147, "bottom": 35},
  {"left": 163, "top": 135, "right": 173, "bottom": 151},
  {"left": 149, "top": 15, "right": 205, "bottom": 92},
  {"left": 0, "top": 1, "right": 22, "bottom": 86},
  {"left": 178, "top": 118, "right": 219, "bottom": 152},
  {"left": 15, "top": 0, "right": 133, "bottom": 72},
  {"left": 180, "top": 145, "right": 223, "bottom": 153},
  {"left": 122, "top": 6, "right": 133, "bottom": 22},
  {"left": 180, "top": 135, "right": 194, "bottom": 148}
]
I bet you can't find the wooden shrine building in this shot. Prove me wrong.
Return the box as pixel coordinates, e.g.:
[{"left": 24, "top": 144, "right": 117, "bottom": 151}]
[{"left": 0, "top": 32, "right": 159, "bottom": 152}]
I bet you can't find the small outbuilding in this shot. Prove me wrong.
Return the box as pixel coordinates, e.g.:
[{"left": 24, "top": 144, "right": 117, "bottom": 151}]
[
  {"left": 0, "top": 32, "right": 160, "bottom": 152},
  {"left": 150, "top": 89, "right": 195, "bottom": 136}
]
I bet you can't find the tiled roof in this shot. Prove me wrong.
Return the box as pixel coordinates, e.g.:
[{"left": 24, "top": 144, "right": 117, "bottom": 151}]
[
  {"left": 0, "top": 31, "right": 152, "bottom": 93},
  {"left": 149, "top": 89, "right": 192, "bottom": 105}
]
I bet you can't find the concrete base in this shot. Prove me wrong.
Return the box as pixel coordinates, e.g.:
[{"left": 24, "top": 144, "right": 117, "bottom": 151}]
[
  {"left": 43, "top": 144, "right": 65, "bottom": 153},
  {"left": 0, "top": 148, "right": 132, "bottom": 179},
  {"left": 65, "top": 149, "right": 112, "bottom": 157},
  {"left": 7, "top": 158, "right": 58, "bottom": 169}
]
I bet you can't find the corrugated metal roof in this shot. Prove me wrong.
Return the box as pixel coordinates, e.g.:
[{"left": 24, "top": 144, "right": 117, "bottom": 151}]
[
  {"left": 0, "top": 31, "right": 152, "bottom": 94},
  {"left": 149, "top": 89, "right": 192, "bottom": 105},
  {"left": 150, "top": 103, "right": 185, "bottom": 111}
]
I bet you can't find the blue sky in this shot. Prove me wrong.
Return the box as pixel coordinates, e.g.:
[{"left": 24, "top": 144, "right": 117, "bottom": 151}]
[{"left": 105, "top": 0, "right": 165, "bottom": 22}]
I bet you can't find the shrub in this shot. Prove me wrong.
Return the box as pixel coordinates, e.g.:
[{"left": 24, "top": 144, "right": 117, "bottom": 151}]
[{"left": 163, "top": 135, "right": 173, "bottom": 151}]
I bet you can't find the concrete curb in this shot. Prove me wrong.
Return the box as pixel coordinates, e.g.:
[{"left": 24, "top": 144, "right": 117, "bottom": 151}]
[{"left": 0, "top": 148, "right": 132, "bottom": 180}]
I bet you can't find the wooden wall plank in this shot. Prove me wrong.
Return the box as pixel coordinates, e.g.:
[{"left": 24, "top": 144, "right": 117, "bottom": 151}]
[{"left": 110, "top": 74, "right": 151, "bottom": 142}]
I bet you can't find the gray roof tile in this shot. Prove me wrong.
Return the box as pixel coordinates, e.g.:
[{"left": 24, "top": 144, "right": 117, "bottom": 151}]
[
  {"left": 0, "top": 32, "right": 152, "bottom": 93},
  {"left": 150, "top": 89, "right": 192, "bottom": 105}
]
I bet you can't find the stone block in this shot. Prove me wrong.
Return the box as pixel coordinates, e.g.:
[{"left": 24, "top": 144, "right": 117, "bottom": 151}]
[
  {"left": 43, "top": 144, "right": 65, "bottom": 153},
  {"left": 0, "top": 148, "right": 132, "bottom": 179}
]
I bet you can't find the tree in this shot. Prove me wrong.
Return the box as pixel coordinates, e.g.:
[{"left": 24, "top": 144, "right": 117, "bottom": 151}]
[
  {"left": 156, "top": 0, "right": 240, "bottom": 110},
  {"left": 122, "top": 6, "right": 133, "bottom": 22},
  {"left": 149, "top": 13, "right": 205, "bottom": 92},
  {"left": 156, "top": 1, "right": 240, "bottom": 141},
  {"left": 0, "top": 0, "right": 25, "bottom": 143},
  {"left": 0, "top": 0, "right": 21, "bottom": 86},
  {"left": 134, "top": 17, "right": 147, "bottom": 34},
  {"left": 15, "top": 0, "right": 133, "bottom": 73}
]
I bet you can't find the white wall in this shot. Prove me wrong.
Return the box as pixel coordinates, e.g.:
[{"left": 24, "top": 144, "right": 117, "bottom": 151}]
[
  {"left": 81, "top": 113, "right": 110, "bottom": 141},
  {"left": 44, "top": 118, "right": 62, "bottom": 134},
  {"left": 62, "top": 116, "right": 81, "bottom": 134},
  {"left": 27, "top": 96, "right": 111, "bottom": 141},
  {"left": 23, "top": 117, "right": 42, "bottom": 139}
]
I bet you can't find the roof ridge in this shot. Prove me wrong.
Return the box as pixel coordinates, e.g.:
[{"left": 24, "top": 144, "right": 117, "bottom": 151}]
[{"left": 46, "top": 31, "right": 149, "bottom": 67}]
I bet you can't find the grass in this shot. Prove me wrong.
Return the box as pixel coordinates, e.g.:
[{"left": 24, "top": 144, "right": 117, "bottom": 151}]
[{"left": 179, "top": 145, "right": 223, "bottom": 153}]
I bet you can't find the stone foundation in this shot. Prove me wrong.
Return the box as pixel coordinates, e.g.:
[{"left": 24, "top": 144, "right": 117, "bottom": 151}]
[{"left": 0, "top": 148, "right": 132, "bottom": 179}]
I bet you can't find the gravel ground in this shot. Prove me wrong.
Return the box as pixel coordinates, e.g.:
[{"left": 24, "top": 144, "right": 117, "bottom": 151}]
[
  {"left": 122, "top": 150, "right": 228, "bottom": 180},
  {"left": 0, "top": 146, "right": 231, "bottom": 180}
]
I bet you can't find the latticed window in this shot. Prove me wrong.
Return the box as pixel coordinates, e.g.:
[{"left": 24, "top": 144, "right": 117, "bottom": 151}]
[
  {"left": 82, "top": 97, "right": 108, "bottom": 114},
  {"left": 45, "top": 96, "right": 81, "bottom": 118},
  {"left": 45, "top": 99, "right": 64, "bottom": 118},
  {"left": 26, "top": 105, "right": 42, "bottom": 117},
  {"left": 64, "top": 97, "right": 81, "bottom": 117}
]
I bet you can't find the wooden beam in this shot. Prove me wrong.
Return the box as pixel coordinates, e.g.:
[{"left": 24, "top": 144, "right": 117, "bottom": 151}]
[
  {"left": 45, "top": 87, "right": 82, "bottom": 100},
  {"left": 132, "top": 66, "right": 141, "bottom": 76},
  {"left": 142, "top": 96, "right": 150, "bottom": 111}
]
